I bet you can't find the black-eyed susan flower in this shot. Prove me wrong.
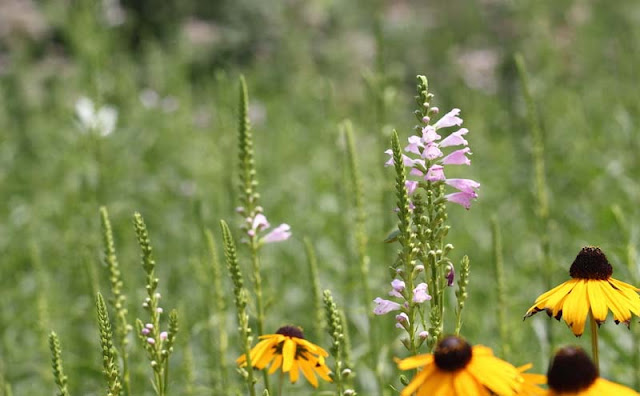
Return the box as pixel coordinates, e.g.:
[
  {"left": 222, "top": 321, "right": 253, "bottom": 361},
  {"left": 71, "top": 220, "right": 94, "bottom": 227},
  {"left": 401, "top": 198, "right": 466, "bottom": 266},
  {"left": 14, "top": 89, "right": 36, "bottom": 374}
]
[
  {"left": 545, "top": 346, "right": 638, "bottom": 395},
  {"left": 524, "top": 246, "right": 640, "bottom": 336},
  {"left": 396, "top": 335, "right": 544, "bottom": 396},
  {"left": 236, "top": 326, "right": 332, "bottom": 388}
]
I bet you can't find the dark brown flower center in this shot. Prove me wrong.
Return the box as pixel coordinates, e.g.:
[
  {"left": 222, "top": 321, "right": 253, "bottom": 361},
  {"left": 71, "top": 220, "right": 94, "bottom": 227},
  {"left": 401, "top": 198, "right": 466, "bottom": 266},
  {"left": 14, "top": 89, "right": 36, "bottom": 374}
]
[
  {"left": 547, "top": 346, "right": 597, "bottom": 392},
  {"left": 434, "top": 335, "right": 473, "bottom": 371},
  {"left": 569, "top": 246, "right": 612, "bottom": 280},
  {"left": 276, "top": 325, "right": 304, "bottom": 339}
]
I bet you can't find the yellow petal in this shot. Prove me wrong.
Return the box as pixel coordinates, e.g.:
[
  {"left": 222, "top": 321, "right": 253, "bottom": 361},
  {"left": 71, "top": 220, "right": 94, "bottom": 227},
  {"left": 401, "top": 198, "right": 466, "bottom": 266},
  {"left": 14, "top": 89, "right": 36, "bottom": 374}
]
[
  {"left": 282, "top": 338, "right": 296, "bottom": 372},
  {"left": 397, "top": 354, "right": 434, "bottom": 370},
  {"left": 268, "top": 354, "right": 283, "bottom": 375},
  {"left": 587, "top": 280, "right": 609, "bottom": 323},
  {"left": 401, "top": 362, "right": 436, "bottom": 396},
  {"left": 561, "top": 280, "right": 589, "bottom": 336},
  {"left": 288, "top": 359, "right": 299, "bottom": 384},
  {"left": 298, "top": 359, "right": 319, "bottom": 388}
]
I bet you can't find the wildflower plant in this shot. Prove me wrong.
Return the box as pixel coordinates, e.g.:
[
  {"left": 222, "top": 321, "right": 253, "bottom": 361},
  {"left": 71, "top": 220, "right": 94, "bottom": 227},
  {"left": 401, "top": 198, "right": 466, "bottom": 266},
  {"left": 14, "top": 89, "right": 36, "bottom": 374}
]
[
  {"left": 376, "top": 75, "right": 477, "bottom": 354},
  {"left": 48, "top": 332, "right": 70, "bottom": 396},
  {"left": 133, "top": 212, "right": 179, "bottom": 396}
]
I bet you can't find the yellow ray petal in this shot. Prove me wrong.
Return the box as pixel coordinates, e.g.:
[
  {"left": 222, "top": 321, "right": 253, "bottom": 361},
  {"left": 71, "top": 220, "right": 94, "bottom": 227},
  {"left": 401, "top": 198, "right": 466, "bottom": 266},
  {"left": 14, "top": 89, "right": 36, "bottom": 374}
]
[
  {"left": 453, "top": 370, "right": 489, "bottom": 396},
  {"left": 268, "top": 354, "right": 283, "bottom": 375},
  {"left": 288, "top": 359, "right": 299, "bottom": 384},
  {"left": 282, "top": 338, "right": 296, "bottom": 372},
  {"left": 601, "top": 281, "right": 632, "bottom": 323},
  {"left": 587, "top": 280, "right": 608, "bottom": 323},
  {"left": 397, "top": 354, "right": 434, "bottom": 370},
  {"left": 298, "top": 359, "right": 319, "bottom": 388},
  {"left": 561, "top": 280, "right": 589, "bottom": 335},
  {"left": 401, "top": 362, "right": 436, "bottom": 396},
  {"left": 608, "top": 278, "right": 640, "bottom": 314}
]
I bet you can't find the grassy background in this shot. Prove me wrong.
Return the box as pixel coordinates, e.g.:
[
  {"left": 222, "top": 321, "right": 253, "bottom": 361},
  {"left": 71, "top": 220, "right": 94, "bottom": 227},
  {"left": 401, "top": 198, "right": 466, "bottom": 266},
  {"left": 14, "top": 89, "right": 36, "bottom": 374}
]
[{"left": 2, "top": 0, "right": 640, "bottom": 394}]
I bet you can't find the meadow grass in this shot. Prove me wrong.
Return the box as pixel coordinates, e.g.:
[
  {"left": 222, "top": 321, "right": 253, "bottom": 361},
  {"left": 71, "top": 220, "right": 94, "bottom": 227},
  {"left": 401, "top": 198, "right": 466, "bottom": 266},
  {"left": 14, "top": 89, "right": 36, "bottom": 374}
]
[{"left": 2, "top": 1, "right": 640, "bottom": 395}]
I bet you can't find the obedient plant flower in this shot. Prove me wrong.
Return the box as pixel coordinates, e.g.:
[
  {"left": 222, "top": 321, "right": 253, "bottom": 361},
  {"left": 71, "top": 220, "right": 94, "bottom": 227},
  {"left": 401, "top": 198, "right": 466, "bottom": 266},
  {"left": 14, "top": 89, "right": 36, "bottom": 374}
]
[
  {"left": 236, "top": 325, "right": 332, "bottom": 388},
  {"left": 75, "top": 96, "right": 117, "bottom": 137},
  {"left": 373, "top": 297, "right": 402, "bottom": 315},
  {"left": 524, "top": 246, "right": 640, "bottom": 336},
  {"left": 243, "top": 211, "right": 291, "bottom": 244},
  {"left": 412, "top": 283, "right": 432, "bottom": 303},
  {"left": 384, "top": 108, "right": 480, "bottom": 209},
  {"left": 396, "top": 335, "right": 544, "bottom": 396}
]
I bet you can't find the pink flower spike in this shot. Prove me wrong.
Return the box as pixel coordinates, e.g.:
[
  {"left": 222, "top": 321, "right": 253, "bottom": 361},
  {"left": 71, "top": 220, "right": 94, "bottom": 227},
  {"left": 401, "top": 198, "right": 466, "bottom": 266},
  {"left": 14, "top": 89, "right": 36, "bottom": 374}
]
[
  {"left": 425, "top": 165, "right": 445, "bottom": 182},
  {"left": 445, "top": 191, "right": 478, "bottom": 210},
  {"left": 412, "top": 283, "right": 432, "bottom": 303},
  {"left": 422, "top": 143, "right": 443, "bottom": 160},
  {"left": 434, "top": 108, "right": 463, "bottom": 129},
  {"left": 261, "top": 224, "right": 292, "bottom": 243},
  {"left": 442, "top": 148, "right": 471, "bottom": 165},
  {"left": 421, "top": 126, "right": 441, "bottom": 144},
  {"left": 160, "top": 331, "right": 168, "bottom": 341},
  {"left": 409, "top": 168, "right": 424, "bottom": 177},
  {"left": 373, "top": 297, "right": 402, "bottom": 315},
  {"left": 405, "top": 136, "right": 424, "bottom": 155},
  {"left": 445, "top": 178, "right": 480, "bottom": 194},
  {"left": 439, "top": 128, "right": 469, "bottom": 148},
  {"left": 405, "top": 181, "right": 418, "bottom": 195}
]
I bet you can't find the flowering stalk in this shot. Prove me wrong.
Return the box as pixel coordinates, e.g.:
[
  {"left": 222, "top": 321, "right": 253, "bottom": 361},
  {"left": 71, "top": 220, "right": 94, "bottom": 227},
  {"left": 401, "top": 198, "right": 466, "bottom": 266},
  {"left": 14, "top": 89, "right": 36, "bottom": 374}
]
[
  {"left": 96, "top": 292, "right": 122, "bottom": 396},
  {"left": 324, "top": 290, "right": 356, "bottom": 396},
  {"left": 133, "top": 213, "right": 178, "bottom": 396},
  {"left": 100, "top": 207, "right": 131, "bottom": 396},
  {"left": 220, "top": 220, "right": 256, "bottom": 396},
  {"left": 48, "top": 332, "right": 71, "bottom": 396},
  {"left": 378, "top": 76, "right": 479, "bottom": 353},
  {"left": 204, "top": 228, "right": 229, "bottom": 391},
  {"left": 453, "top": 256, "right": 469, "bottom": 336}
]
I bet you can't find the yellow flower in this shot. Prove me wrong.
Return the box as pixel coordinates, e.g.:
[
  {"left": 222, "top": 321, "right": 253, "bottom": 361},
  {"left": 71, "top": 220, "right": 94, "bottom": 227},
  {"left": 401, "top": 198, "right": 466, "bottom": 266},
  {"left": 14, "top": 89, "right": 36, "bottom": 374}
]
[
  {"left": 236, "top": 325, "right": 332, "bottom": 388},
  {"left": 524, "top": 246, "right": 640, "bottom": 336},
  {"left": 545, "top": 346, "right": 638, "bottom": 395},
  {"left": 396, "top": 335, "right": 544, "bottom": 396}
]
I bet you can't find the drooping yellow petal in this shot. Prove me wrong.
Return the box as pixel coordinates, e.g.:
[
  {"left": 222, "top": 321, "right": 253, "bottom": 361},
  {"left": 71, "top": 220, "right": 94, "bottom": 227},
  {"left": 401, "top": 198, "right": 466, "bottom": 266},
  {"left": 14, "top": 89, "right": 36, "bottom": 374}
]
[
  {"left": 526, "top": 280, "right": 578, "bottom": 318},
  {"left": 467, "top": 353, "right": 521, "bottom": 396},
  {"left": 588, "top": 378, "right": 640, "bottom": 396},
  {"left": 298, "top": 359, "right": 319, "bottom": 388},
  {"left": 453, "top": 369, "right": 489, "bottom": 396},
  {"left": 587, "top": 280, "right": 608, "bottom": 323},
  {"left": 253, "top": 339, "right": 279, "bottom": 369},
  {"left": 268, "top": 354, "right": 283, "bottom": 375},
  {"left": 397, "top": 354, "right": 434, "bottom": 370},
  {"left": 561, "top": 279, "right": 590, "bottom": 335},
  {"left": 608, "top": 278, "right": 640, "bottom": 314},
  {"left": 400, "top": 362, "right": 436, "bottom": 396},
  {"left": 282, "top": 338, "right": 296, "bottom": 372},
  {"left": 601, "top": 281, "right": 632, "bottom": 323},
  {"left": 288, "top": 359, "right": 299, "bottom": 384}
]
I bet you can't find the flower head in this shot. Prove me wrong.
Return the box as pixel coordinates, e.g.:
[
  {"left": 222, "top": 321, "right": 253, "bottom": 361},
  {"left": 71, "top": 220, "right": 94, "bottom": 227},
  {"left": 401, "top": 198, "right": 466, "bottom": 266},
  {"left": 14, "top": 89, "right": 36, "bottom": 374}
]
[
  {"left": 236, "top": 326, "right": 332, "bottom": 388},
  {"left": 545, "top": 346, "right": 638, "bottom": 395},
  {"left": 373, "top": 297, "right": 402, "bottom": 315},
  {"left": 412, "top": 283, "right": 432, "bottom": 303},
  {"left": 396, "top": 335, "right": 544, "bottom": 396},
  {"left": 385, "top": 108, "right": 479, "bottom": 209},
  {"left": 244, "top": 212, "right": 292, "bottom": 244},
  {"left": 524, "top": 246, "right": 640, "bottom": 336}
]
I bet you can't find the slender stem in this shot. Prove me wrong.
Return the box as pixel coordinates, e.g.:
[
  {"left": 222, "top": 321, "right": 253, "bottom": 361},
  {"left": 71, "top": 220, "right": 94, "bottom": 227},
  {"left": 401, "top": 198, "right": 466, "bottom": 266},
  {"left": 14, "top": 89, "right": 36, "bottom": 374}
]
[
  {"left": 249, "top": 242, "right": 270, "bottom": 391},
  {"left": 590, "top": 313, "right": 599, "bottom": 373}
]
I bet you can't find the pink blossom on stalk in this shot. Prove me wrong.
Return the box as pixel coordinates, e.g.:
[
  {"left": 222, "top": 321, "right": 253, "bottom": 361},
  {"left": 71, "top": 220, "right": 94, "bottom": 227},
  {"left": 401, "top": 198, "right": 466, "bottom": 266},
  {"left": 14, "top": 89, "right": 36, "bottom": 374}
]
[
  {"left": 384, "top": 150, "right": 423, "bottom": 168},
  {"left": 445, "top": 191, "right": 478, "bottom": 210},
  {"left": 439, "top": 128, "right": 469, "bottom": 148},
  {"left": 422, "top": 143, "right": 443, "bottom": 160},
  {"left": 373, "top": 297, "right": 402, "bottom": 315},
  {"left": 160, "top": 331, "right": 168, "bottom": 341},
  {"left": 141, "top": 327, "right": 150, "bottom": 335},
  {"left": 419, "top": 330, "right": 429, "bottom": 339},
  {"left": 250, "top": 214, "right": 270, "bottom": 232},
  {"left": 395, "top": 313, "right": 409, "bottom": 329},
  {"left": 405, "top": 136, "right": 424, "bottom": 154},
  {"left": 147, "top": 337, "right": 155, "bottom": 345},
  {"left": 445, "top": 178, "right": 480, "bottom": 194},
  {"left": 262, "top": 224, "right": 291, "bottom": 243},
  {"left": 412, "top": 283, "right": 432, "bottom": 303},
  {"left": 433, "top": 108, "right": 463, "bottom": 129},
  {"left": 442, "top": 148, "right": 472, "bottom": 165},
  {"left": 389, "top": 279, "right": 406, "bottom": 298},
  {"left": 405, "top": 181, "right": 419, "bottom": 195},
  {"left": 421, "top": 126, "right": 441, "bottom": 143},
  {"left": 425, "top": 165, "right": 445, "bottom": 182}
]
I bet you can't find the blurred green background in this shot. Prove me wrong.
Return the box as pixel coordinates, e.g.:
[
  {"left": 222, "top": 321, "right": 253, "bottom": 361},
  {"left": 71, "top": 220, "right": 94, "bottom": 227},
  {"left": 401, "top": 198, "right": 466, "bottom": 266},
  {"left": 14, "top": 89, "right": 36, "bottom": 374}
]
[{"left": 2, "top": 0, "right": 640, "bottom": 394}]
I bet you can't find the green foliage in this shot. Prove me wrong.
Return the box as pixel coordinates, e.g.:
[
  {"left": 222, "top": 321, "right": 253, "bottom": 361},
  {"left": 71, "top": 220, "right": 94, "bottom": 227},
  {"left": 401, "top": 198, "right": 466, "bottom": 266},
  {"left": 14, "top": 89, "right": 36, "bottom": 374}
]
[{"left": 3, "top": 0, "right": 640, "bottom": 394}]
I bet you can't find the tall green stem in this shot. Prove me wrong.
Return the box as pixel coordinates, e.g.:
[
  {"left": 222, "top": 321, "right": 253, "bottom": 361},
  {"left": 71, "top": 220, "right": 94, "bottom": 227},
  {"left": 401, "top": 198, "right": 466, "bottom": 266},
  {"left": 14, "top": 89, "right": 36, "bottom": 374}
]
[{"left": 590, "top": 313, "right": 599, "bottom": 373}]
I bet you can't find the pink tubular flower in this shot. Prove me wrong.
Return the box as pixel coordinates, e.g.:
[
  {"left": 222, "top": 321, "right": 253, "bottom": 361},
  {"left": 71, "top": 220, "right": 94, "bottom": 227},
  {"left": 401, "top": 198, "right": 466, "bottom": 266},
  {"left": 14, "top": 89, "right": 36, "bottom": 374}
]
[
  {"left": 434, "top": 108, "right": 463, "bottom": 129},
  {"left": 373, "top": 297, "right": 402, "bottom": 315},
  {"left": 439, "top": 128, "right": 469, "bottom": 148},
  {"left": 425, "top": 165, "right": 445, "bottom": 182},
  {"left": 442, "top": 147, "right": 472, "bottom": 165},
  {"left": 389, "top": 279, "right": 406, "bottom": 298},
  {"left": 412, "top": 283, "right": 432, "bottom": 303},
  {"left": 445, "top": 178, "right": 480, "bottom": 194},
  {"left": 395, "top": 313, "right": 409, "bottom": 329},
  {"left": 422, "top": 143, "right": 443, "bottom": 160},
  {"left": 160, "top": 331, "right": 168, "bottom": 341},
  {"left": 445, "top": 191, "right": 478, "bottom": 210},
  {"left": 405, "top": 136, "right": 424, "bottom": 154},
  {"left": 421, "top": 126, "right": 441, "bottom": 143},
  {"left": 405, "top": 181, "right": 419, "bottom": 195},
  {"left": 262, "top": 224, "right": 291, "bottom": 243}
]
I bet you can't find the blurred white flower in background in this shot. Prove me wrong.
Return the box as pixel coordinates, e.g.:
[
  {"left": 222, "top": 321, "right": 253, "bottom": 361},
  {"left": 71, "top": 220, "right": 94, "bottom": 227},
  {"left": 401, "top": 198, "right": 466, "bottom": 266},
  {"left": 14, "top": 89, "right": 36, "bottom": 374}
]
[{"left": 75, "top": 96, "right": 118, "bottom": 137}]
